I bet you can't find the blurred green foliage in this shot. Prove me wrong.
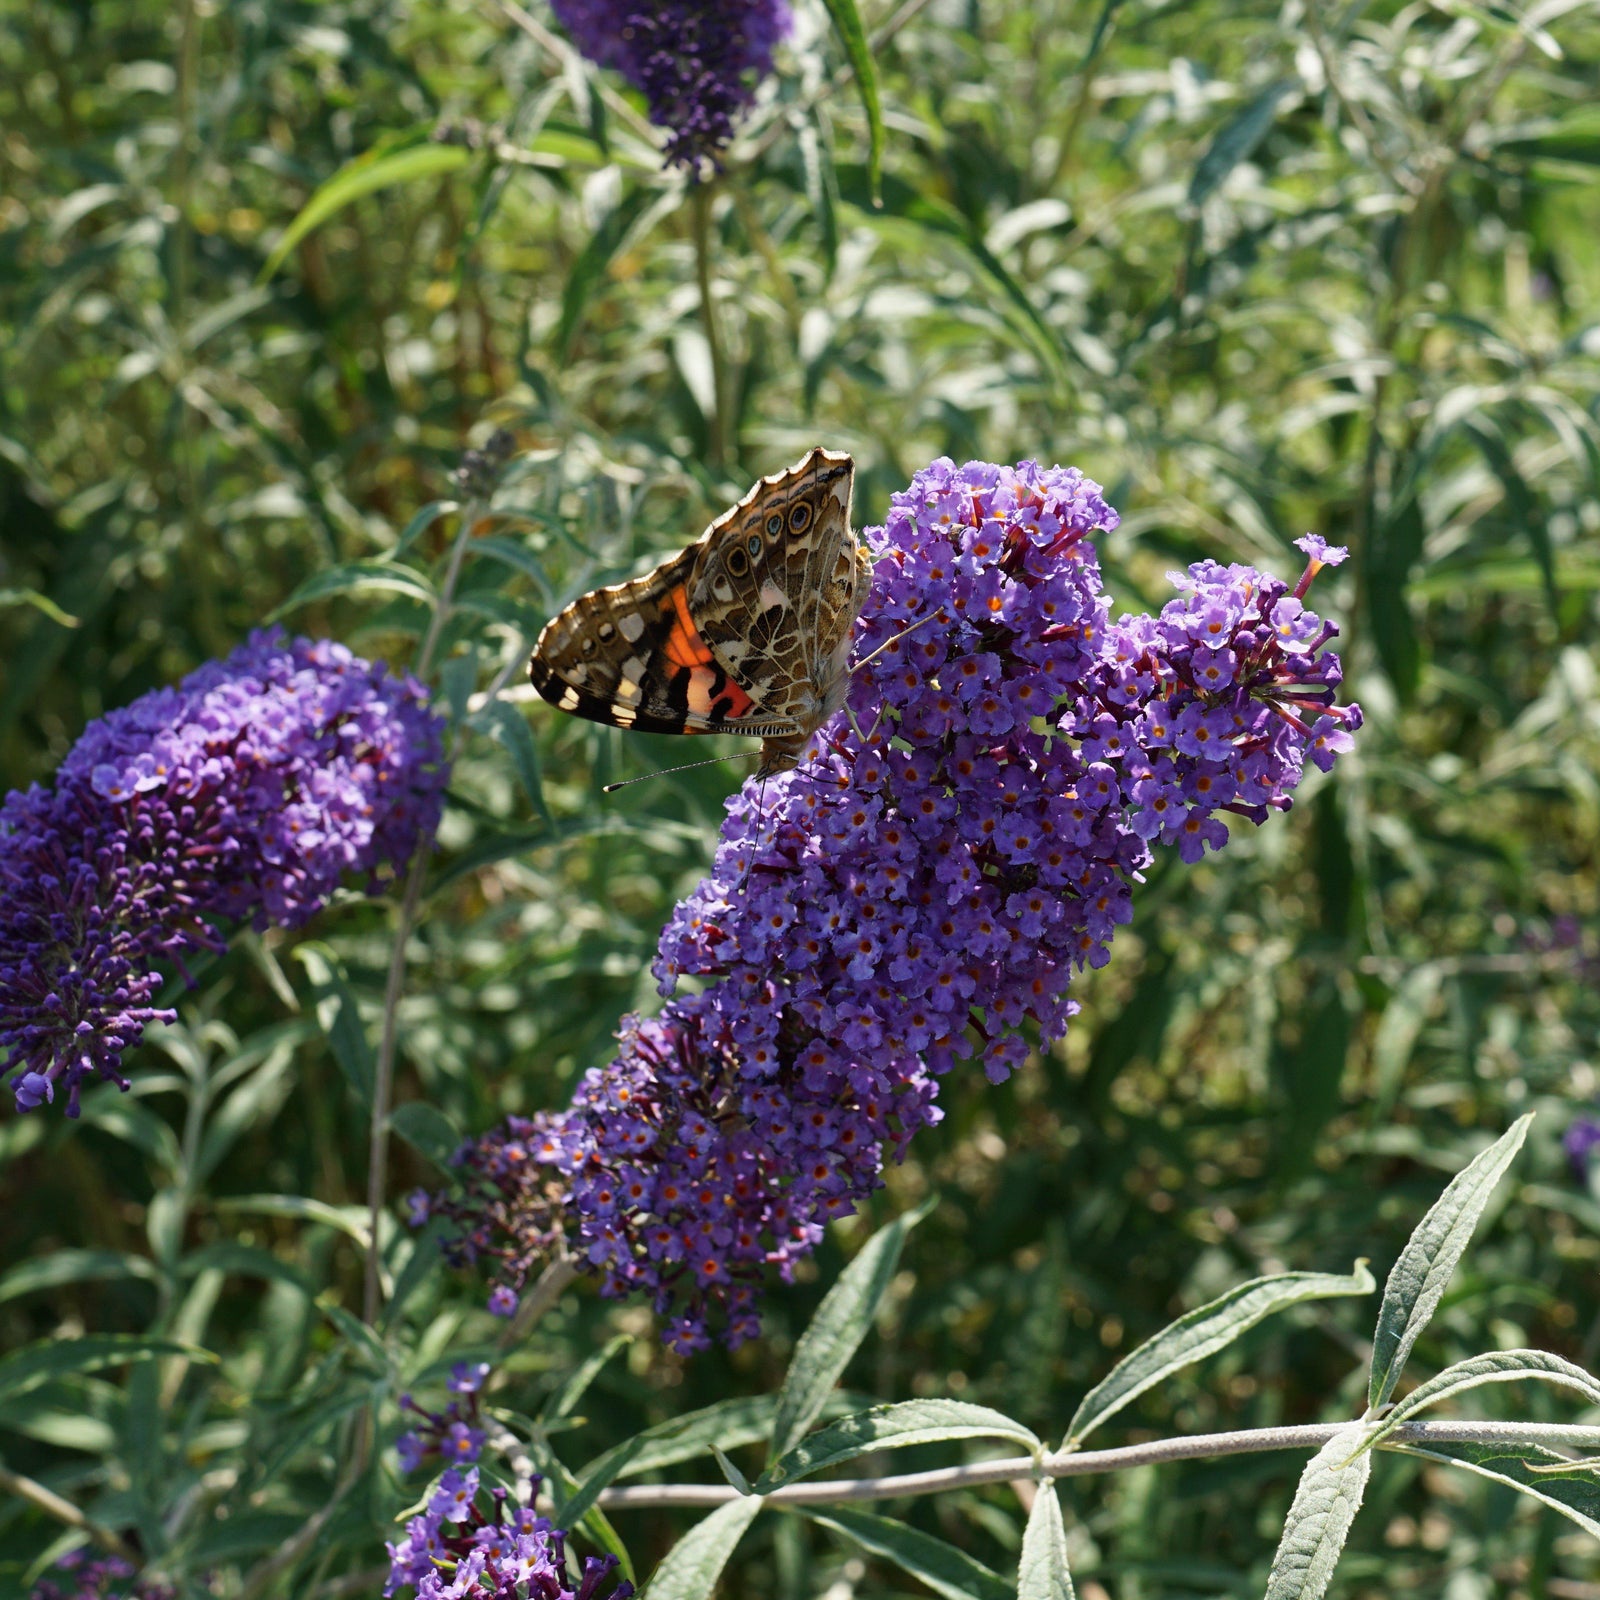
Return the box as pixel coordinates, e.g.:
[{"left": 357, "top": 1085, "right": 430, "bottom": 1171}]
[{"left": 2, "top": 0, "right": 1599, "bottom": 1593}]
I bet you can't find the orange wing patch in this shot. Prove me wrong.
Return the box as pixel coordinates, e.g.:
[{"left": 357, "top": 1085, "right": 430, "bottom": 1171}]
[
  {"left": 664, "top": 584, "right": 756, "bottom": 721},
  {"left": 664, "top": 585, "right": 715, "bottom": 669}
]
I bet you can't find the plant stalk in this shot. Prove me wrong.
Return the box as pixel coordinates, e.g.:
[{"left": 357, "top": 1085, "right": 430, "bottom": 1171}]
[
  {"left": 590, "top": 1419, "right": 1600, "bottom": 1510},
  {"left": 361, "top": 500, "right": 483, "bottom": 1327}
]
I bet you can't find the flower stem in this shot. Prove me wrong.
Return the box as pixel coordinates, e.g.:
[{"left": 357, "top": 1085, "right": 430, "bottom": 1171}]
[
  {"left": 692, "top": 182, "right": 731, "bottom": 471},
  {"left": 0, "top": 1458, "right": 140, "bottom": 1563},
  {"left": 361, "top": 499, "right": 483, "bottom": 1327}
]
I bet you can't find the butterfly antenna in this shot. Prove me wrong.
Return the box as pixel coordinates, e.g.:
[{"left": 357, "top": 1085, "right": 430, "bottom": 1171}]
[{"left": 602, "top": 749, "right": 763, "bottom": 793}]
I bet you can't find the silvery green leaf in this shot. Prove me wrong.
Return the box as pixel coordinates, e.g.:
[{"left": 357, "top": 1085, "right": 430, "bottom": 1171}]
[
  {"left": 1017, "top": 1481, "right": 1078, "bottom": 1600},
  {"left": 802, "top": 1506, "right": 1013, "bottom": 1600},
  {"left": 643, "top": 1496, "right": 763, "bottom": 1600},
  {"left": 564, "top": 1395, "right": 786, "bottom": 1528},
  {"left": 768, "top": 1197, "right": 934, "bottom": 1463},
  {"left": 1065, "top": 1261, "right": 1375, "bottom": 1447},
  {"left": 1373, "top": 1348, "right": 1600, "bottom": 1442},
  {"left": 711, "top": 1444, "right": 752, "bottom": 1495},
  {"left": 1264, "top": 1423, "right": 1374, "bottom": 1600},
  {"left": 1368, "top": 1113, "right": 1533, "bottom": 1410},
  {"left": 758, "top": 1399, "right": 1038, "bottom": 1492},
  {"left": 1394, "top": 1439, "right": 1600, "bottom": 1539}
]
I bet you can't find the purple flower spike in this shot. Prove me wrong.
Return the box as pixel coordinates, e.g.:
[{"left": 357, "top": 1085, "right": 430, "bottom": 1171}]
[
  {"left": 1, "top": 628, "right": 448, "bottom": 1115},
  {"left": 550, "top": 0, "right": 791, "bottom": 172},
  {"left": 384, "top": 1465, "right": 634, "bottom": 1600},
  {"left": 430, "top": 458, "right": 1362, "bottom": 1349}
]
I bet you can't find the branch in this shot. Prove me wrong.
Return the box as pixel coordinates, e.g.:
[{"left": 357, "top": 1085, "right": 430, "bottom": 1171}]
[
  {"left": 592, "top": 1420, "right": 1600, "bottom": 1510},
  {"left": 0, "top": 1459, "right": 140, "bottom": 1564}
]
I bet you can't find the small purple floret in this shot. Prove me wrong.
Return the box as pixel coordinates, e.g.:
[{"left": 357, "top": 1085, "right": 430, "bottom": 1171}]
[{"left": 1, "top": 628, "right": 448, "bottom": 1115}]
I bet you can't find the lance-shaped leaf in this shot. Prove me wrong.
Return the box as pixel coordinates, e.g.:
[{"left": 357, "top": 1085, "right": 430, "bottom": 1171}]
[
  {"left": 260, "top": 133, "right": 472, "bottom": 282},
  {"left": 1264, "top": 1423, "right": 1374, "bottom": 1600},
  {"left": 563, "top": 1394, "right": 788, "bottom": 1528},
  {"left": 1395, "top": 1439, "right": 1600, "bottom": 1539},
  {"left": 1064, "top": 1261, "right": 1375, "bottom": 1447},
  {"left": 267, "top": 558, "right": 436, "bottom": 621},
  {"left": 643, "top": 1495, "right": 763, "bottom": 1600},
  {"left": 0, "top": 1334, "right": 216, "bottom": 1405},
  {"left": 758, "top": 1399, "right": 1038, "bottom": 1492},
  {"left": 1369, "top": 1113, "right": 1532, "bottom": 1411},
  {"left": 1017, "top": 1481, "right": 1078, "bottom": 1600},
  {"left": 801, "top": 1506, "right": 1013, "bottom": 1600},
  {"left": 819, "top": 0, "right": 884, "bottom": 204},
  {"left": 769, "top": 1198, "right": 933, "bottom": 1463},
  {"left": 1372, "top": 1348, "right": 1600, "bottom": 1444}
]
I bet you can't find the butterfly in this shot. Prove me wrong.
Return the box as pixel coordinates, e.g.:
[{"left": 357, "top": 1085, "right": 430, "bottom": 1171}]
[{"left": 529, "top": 448, "right": 870, "bottom": 781}]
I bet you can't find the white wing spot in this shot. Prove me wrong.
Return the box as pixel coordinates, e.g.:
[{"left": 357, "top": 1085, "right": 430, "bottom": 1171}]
[
  {"left": 557, "top": 687, "right": 581, "bottom": 711},
  {"left": 618, "top": 611, "right": 646, "bottom": 643}
]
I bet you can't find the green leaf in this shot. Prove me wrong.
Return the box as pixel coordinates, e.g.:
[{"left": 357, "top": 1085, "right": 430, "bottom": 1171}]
[
  {"left": 544, "top": 1334, "right": 632, "bottom": 1423},
  {"left": 1366, "top": 493, "right": 1425, "bottom": 701},
  {"left": 1372, "top": 1349, "right": 1600, "bottom": 1442},
  {"left": 180, "top": 1241, "right": 317, "bottom": 1299},
  {"left": 1188, "top": 80, "right": 1298, "bottom": 207},
  {"left": 1065, "top": 1261, "right": 1375, "bottom": 1447},
  {"left": 769, "top": 1198, "right": 933, "bottom": 1463},
  {"left": 1393, "top": 1439, "right": 1600, "bottom": 1539},
  {"left": 1264, "top": 1423, "right": 1373, "bottom": 1600},
  {"left": 801, "top": 1506, "right": 1013, "bottom": 1600},
  {"left": 267, "top": 559, "right": 436, "bottom": 623},
  {"left": 0, "top": 1248, "right": 159, "bottom": 1306},
  {"left": 819, "top": 0, "right": 884, "bottom": 204},
  {"left": 216, "top": 1193, "right": 372, "bottom": 1246},
  {"left": 758, "top": 1399, "right": 1038, "bottom": 1492},
  {"left": 389, "top": 1101, "right": 463, "bottom": 1168},
  {"left": 556, "top": 185, "right": 660, "bottom": 359},
  {"left": 1371, "top": 963, "right": 1443, "bottom": 1121},
  {"left": 395, "top": 499, "right": 458, "bottom": 556},
  {"left": 563, "top": 1395, "right": 788, "bottom": 1529},
  {"left": 711, "top": 1444, "right": 753, "bottom": 1495},
  {"left": 1368, "top": 1113, "right": 1533, "bottom": 1412},
  {"left": 294, "top": 943, "right": 374, "bottom": 1107},
  {"left": 473, "top": 699, "right": 553, "bottom": 823},
  {"left": 261, "top": 134, "right": 474, "bottom": 282},
  {"left": 0, "top": 587, "right": 78, "bottom": 627},
  {"left": 1017, "top": 1481, "right": 1078, "bottom": 1600},
  {"left": 0, "top": 1334, "right": 215, "bottom": 1405},
  {"left": 643, "top": 1495, "right": 763, "bottom": 1600}
]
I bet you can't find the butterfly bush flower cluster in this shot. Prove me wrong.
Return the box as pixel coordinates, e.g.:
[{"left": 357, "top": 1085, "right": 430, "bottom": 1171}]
[
  {"left": 428, "top": 459, "right": 1360, "bottom": 1350},
  {"left": 549, "top": 0, "right": 790, "bottom": 171},
  {"left": 0, "top": 629, "right": 448, "bottom": 1116},
  {"left": 387, "top": 1466, "right": 633, "bottom": 1600},
  {"left": 29, "top": 1553, "right": 174, "bottom": 1600}
]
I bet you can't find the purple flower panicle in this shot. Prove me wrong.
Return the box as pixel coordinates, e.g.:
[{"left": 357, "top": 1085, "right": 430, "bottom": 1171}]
[
  {"left": 1, "top": 628, "right": 448, "bottom": 1115},
  {"left": 386, "top": 1450, "right": 634, "bottom": 1600},
  {"left": 550, "top": 0, "right": 791, "bottom": 171},
  {"left": 431, "top": 459, "right": 1361, "bottom": 1350}
]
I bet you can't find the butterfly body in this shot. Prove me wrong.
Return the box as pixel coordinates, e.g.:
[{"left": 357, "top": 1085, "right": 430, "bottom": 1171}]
[{"left": 529, "top": 448, "right": 867, "bottom": 779}]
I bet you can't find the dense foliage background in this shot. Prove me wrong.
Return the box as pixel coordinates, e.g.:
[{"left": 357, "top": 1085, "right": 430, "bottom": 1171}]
[{"left": 2, "top": 0, "right": 1598, "bottom": 1593}]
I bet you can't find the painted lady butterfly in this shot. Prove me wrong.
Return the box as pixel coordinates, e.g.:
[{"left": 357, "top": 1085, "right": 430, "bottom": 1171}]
[{"left": 529, "top": 448, "right": 869, "bottom": 780}]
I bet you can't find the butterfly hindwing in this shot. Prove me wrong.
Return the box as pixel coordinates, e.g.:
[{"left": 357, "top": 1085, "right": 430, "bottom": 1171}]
[{"left": 529, "top": 545, "right": 794, "bottom": 737}]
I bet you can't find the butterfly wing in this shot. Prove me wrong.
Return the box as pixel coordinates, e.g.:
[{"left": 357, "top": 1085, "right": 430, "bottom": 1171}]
[
  {"left": 687, "top": 447, "right": 864, "bottom": 729},
  {"left": 528, "top": 544, "right": 797, "bottom": 737}
]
